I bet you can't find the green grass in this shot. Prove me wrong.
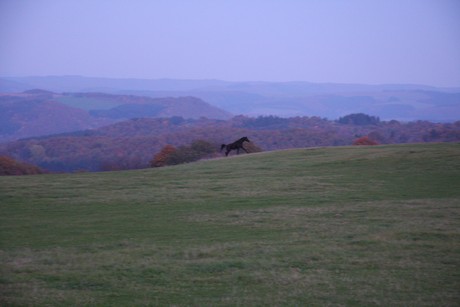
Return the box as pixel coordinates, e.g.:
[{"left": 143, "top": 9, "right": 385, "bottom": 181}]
[{"left": 1, "top": 143, "right": 459, "bottom": 306}]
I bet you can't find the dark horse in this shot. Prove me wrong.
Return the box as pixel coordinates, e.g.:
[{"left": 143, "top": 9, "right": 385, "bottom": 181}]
[{"left": 221, "top": 137, "right": 250, "bottom": 156}]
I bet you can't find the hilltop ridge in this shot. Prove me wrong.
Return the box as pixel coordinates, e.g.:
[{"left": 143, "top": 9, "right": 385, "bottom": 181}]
[
  {"left": 2, "top": 76, "right": 459, "bottom": 122},
  {"left": 0, "top": 90, "right": 231, "bottom": 142}
]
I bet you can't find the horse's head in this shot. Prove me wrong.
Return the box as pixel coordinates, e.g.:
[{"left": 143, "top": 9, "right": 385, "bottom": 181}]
[{"left": 242, "top": 137, "right": 250, "bottom": 142}]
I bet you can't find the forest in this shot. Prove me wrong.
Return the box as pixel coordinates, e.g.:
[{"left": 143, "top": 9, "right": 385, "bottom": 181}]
[{"left": 0, "top": 113, "right": 458, "bottom": 173}]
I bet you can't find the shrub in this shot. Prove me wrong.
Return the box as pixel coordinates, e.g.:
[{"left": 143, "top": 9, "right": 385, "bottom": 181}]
[
  {"left": 243, "top": 141, "right": 263, "bottom": 153},
  {"left": 150, "top": 145, "right": 177, "bottom": 167},
  {"left": 151, "top": 140, "right": 218, "bottom": 167},
  {"left": 0, "top": 156, "right": 45, "bottom": 175},
  {"left": 352, "top": 136, "right": 379, "bottom": 146}
]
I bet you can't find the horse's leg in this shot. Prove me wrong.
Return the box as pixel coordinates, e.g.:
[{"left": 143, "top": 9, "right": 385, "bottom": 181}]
[
  {"left": 226, "top": 148, "right": 230, "bottom": 156},
  {"left": 241, "top": 146, "right": 249, "bottom": 153},
  {"left": 237, "top": 147, "right": 240, "bottom": 154}
]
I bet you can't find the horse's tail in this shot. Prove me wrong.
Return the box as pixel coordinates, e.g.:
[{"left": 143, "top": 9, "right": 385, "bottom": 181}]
[{"left": 220, "top": 144, "right": 226, "bottom": 152}]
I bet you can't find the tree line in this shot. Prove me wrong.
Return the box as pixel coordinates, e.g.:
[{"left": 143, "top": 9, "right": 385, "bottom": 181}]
[{"left": 0, "top": 114, "right": 458, "bottom": 173}]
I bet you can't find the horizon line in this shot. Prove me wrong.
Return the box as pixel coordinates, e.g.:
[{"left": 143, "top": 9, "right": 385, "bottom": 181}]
[{"left": 2, "top": 74, "right": 460, "bottom": 90}]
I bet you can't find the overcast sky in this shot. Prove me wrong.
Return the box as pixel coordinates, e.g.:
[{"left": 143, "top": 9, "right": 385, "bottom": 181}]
[{"left": 1, "top": 0, "right": 459, "bottom": 87}]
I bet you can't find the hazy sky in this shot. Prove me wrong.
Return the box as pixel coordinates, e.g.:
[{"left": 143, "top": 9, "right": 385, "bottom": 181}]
[{"left": 1, "top": 0, "right": 459, "bottom": 87}]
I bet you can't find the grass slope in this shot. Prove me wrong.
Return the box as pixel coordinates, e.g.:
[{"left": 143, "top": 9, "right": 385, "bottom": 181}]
[{"left": 1, "top": 143, "right": 459, "bottom": 306}]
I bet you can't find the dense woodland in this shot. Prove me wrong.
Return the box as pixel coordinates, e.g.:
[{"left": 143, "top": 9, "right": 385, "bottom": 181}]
[{"left": 0, "top": 113, "right": 459, "bottom": 173}]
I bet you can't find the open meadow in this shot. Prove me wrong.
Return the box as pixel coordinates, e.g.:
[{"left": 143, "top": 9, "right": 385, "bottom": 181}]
[{"left": 1, "top": 143, "right": 459, "bottom": 306}]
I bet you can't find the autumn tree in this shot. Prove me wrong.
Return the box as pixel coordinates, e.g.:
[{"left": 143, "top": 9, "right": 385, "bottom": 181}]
[
  {"left": 151, "top": 140, "right": 218, "bottom": 167},
  {"left": 150, "top": 145, "right": 176, "bottom": 167},
  {"left": 2, "top": 116, "right": 459, "bottom": 173},
  {"left": 166, "top": 140, "right": 217, "bottom": 165},
  {"left": 352, "top": 136, "right": 379, "bottom": 146},
  {"left": 242, "top": 140, "right": 263, "bottom": 153},
  {"left": 0, "top": 156, "right": 45, "bottom": 175}
]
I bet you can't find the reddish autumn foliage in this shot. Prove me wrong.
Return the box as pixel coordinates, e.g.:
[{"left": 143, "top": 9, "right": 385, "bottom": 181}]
[
  {"left": 150, "top": 140, "right": 221, "bottom": 167},
  {"left": 1, "top": 116, "right": 458, "bottom": 172},
  {"left": 0, "top": 156, "right": 45, "bottom": 175},
  {"left": 150, "top": 145, "right": 177, "bottom": 167},
  {"left": 352, "top": 136, "right": 379, "bottom": 146}
]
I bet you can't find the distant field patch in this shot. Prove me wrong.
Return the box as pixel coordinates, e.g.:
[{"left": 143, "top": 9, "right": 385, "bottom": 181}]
[{"left": 57, "top": 96, "right": 121, "bottom": 110}]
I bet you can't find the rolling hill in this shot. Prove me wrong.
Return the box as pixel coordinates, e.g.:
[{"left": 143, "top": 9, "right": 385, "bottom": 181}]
[
  {"left": 0, "top": 91, "right": 231, "bottom": 142},
  {"left": 1, "top": 143, "right": 459, "bottom": 305},
  {"left": 2, "top": 76, "right": 459, "bottom": 122}
]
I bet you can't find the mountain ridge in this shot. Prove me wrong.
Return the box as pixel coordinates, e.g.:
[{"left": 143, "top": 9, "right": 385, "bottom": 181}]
[
  {"left": 2, "top": 75, "right": 459, "bottom": 92},
  {"left": 2, "top": 76, "right": 458, "bottom": 122}
]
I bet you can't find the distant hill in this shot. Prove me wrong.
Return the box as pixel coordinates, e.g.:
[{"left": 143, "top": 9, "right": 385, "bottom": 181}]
[
  {"left": 0, "top": 91, "right": 231, "bottom": 142},
  {"left": 1, "top": 76, "right": 459, "bottom": 122},
  {"left": 127, "top": 89, "right": 460, "bottom": 122},
  {"left": 56, "top": 92, "right": 231, "bottom": 119},
  {"left": 0, "top": 91, "right": 110, "bottom": 142}
]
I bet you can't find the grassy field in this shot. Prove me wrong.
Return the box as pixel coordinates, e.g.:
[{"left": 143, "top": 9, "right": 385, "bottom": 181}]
[{"left": 1, "top": 143, "right": 459, "bottom": 306}]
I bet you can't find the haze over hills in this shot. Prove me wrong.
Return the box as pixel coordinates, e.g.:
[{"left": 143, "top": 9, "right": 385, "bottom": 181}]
[
  {"left": 0, "top": 90, "right": 231, "bottom": 143},
  {"left": 1, "top": 76, "right": 460, "bottom": 122}
]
